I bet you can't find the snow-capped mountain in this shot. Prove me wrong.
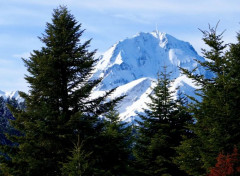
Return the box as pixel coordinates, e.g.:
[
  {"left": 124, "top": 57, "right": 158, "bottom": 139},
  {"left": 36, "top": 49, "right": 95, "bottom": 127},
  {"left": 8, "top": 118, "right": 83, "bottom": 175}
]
[
  {"left": 0, "top": 90, "right": 21, "bottom": 100},
  {"left": 1, "top": 31, "right": 209, "bottom": 122},
  {"left": 92, "top": 30, "right": 209, "bottom": 122}
]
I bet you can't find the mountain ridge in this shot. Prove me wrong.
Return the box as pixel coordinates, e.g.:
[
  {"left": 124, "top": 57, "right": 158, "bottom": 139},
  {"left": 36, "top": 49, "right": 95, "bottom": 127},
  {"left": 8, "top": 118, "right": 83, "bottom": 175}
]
[
  {"left": 91, "top": 30, "right": 208, "bottom": 121},
  {"left": 0, "top": 90, "right": 21, "bottom": 100},
  {"left": 92, "top": 31, "right": 207, "bottom": 91},
  {"left": 1, "top": 31, "right": 209, "bottom": 122}
]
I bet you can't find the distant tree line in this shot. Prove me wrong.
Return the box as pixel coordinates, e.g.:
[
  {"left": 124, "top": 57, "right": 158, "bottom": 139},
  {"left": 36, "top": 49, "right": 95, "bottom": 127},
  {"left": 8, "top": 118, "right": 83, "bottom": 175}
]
[
  {"left": 0, "top": 97, "right": 24, "bottom": 146},
  {"left": 1, "top": 6, "right": 240, "bottom": 176}
]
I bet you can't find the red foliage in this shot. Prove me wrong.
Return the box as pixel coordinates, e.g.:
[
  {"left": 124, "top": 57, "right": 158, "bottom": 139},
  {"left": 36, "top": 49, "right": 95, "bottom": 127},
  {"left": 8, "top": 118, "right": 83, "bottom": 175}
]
[{"left": 208, "top": 147, "right": 240, "bottom": 176}]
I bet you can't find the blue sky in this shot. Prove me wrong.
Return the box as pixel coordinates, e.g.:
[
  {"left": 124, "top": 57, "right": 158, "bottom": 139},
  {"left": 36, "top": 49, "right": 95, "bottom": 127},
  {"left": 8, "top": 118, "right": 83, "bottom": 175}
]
[{"left": 1, "top": 0, "right": 240, "bottom": 92}]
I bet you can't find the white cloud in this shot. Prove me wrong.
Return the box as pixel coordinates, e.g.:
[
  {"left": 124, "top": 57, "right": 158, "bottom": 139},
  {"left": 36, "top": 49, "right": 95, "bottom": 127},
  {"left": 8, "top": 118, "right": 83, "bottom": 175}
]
[
  {"left": 113, "top": 14, "right": 152, "bottom": 24},
  {"left": 69, "top": 0, "right": 240, "bottom": 14},
  {"left": 4, "top": 0, "right": 240, "bottom": 14}
]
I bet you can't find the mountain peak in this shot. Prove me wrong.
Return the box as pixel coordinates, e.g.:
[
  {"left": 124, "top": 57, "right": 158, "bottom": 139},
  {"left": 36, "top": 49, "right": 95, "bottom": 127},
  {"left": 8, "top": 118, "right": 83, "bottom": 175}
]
[
  {"left": 92, "top": 31, "right": 205, "bottom": 91},
  {"left": 132, "top": 31, "right": 194, "bottom": 51},
  {"left": 90, "top": 31, "right": 209, "bottom": 120},
  {"left": 0, "top": 90, "right": 21, "bottom": 100}
]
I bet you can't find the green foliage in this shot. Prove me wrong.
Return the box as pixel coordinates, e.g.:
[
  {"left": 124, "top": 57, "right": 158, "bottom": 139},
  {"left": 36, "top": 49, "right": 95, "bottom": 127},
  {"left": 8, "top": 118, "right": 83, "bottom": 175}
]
[
  {"left": 175, "top": 135, "right": 205, "bottom": 176},
  {"left": 92, "top": 108, "right": 134, "bottom": 175},
  {"left": 0, "top": 6, "right": 120, "bottom": 176},
  {"left": 3, "top": 5, "right": 240, "bottom": 176},
  {"left": 0, "top": 97, "right": 23, "bottom": 145},
  {"left": 176, "top": 24, "right": 240, "bottom": 175},
  {"left": 133, "top": 68, "right": 192, "bottom": 176},
  {"left": 61, "top": 140, "right": 92, "bottom": 176}
]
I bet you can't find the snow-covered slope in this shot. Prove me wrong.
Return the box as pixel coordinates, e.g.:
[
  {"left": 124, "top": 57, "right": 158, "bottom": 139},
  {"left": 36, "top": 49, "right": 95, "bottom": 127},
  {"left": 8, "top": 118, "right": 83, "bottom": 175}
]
[
  {"left": 92, "top": 31, "right": 208, "bottom": 122},
  {"left": 0, "top": 90, "right": 21, "bottom": 100},
  {"left": 1, "top": 31, "right": 208, "bottom": 122}
]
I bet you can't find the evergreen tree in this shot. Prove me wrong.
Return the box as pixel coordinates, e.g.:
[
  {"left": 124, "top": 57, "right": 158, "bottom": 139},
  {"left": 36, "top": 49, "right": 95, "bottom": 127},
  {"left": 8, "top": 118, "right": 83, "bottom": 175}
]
[
  {"left": 176, "top": 24, "right": 240, "bottom": 175},
  {"left": 0, "top": 6, "right": 119, "bottom": 176},
  {"left": 61, "top": 139, "right": 92, "bottom": 176},
  {"left": 133, "top": 68, "right": 192, "bottom": 176},
  {"left": 93, "top": 108, "right": 134, "bottom": 176},
  {"left": 62, "top": 108, "right": 133, "bottom": 176},
  {"left": 0, "top": 97, "right": 23, "bottom": 145}
]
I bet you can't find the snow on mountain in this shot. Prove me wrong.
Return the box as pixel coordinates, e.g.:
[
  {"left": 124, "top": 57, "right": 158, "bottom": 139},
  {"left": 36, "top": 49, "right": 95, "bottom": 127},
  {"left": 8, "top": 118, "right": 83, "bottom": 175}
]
[
  {"left": 0, "top": 31, "right": 208, "bottom": 122},
  {"left": 92, "top": 30, "right": 208, "bottom": 122},
  {"left": 0, "top": 90, "right": 21, "bottom": 100}
]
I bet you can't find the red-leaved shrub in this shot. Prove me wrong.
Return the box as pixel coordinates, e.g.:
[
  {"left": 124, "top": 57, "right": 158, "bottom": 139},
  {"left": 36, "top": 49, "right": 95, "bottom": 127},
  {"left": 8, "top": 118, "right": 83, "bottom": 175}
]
[{"left": 208, "top": 147, "right": 240, "bottom": 176}]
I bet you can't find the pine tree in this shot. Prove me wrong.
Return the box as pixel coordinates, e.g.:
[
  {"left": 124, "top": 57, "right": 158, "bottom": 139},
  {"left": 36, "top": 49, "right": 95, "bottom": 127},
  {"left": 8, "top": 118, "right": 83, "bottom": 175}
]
[
  {"left": 133, "top": 68, "right": 192, "bottom": 176},
  {"left": 61, "top": 139, "right": 92, "bottom": 176},
  {"left": 176, "top": 24, "right": 240, "bottom": 175},
  {"left": 0, "top": 6, "right": 119, "bottom": 176},
  {"left": 62, "top": 108, "right": 133, "bottom": 176},
  {"left": 92, "top": 108, "right": 134, "bottom": 176}
]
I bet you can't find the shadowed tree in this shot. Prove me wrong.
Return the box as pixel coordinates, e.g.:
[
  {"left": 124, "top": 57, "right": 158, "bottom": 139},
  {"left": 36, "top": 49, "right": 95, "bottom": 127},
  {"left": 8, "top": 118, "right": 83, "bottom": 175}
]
[
  {"left": 176, "top": 24, "right": 240, "bottom": 175},
  {"left": 0, "top": 6, "right": 120, "bottom": 176},
  {"left": 134, "top": 68, "right": 192, "bottom": 176}
]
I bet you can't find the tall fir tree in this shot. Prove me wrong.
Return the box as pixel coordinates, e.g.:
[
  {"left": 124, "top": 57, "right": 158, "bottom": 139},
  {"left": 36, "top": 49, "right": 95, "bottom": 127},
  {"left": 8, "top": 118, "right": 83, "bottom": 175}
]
[
  {"left": 0, "top": 6, "right": 120, "bottom": 176},
  {"left": 61, "top": 139, "right": 92, "bottom": 176},
  {"left": 175, "top": 24, "right": 240, "bottom": 175},
  {"left": 62, "top": 107, "right": 134, "bottom": 176},
  {"left": 133, "top": 68, "right": 192, "bottom": 176},
  {"left": 93, "top": 107, "right": 134, "bottom": 176}
]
